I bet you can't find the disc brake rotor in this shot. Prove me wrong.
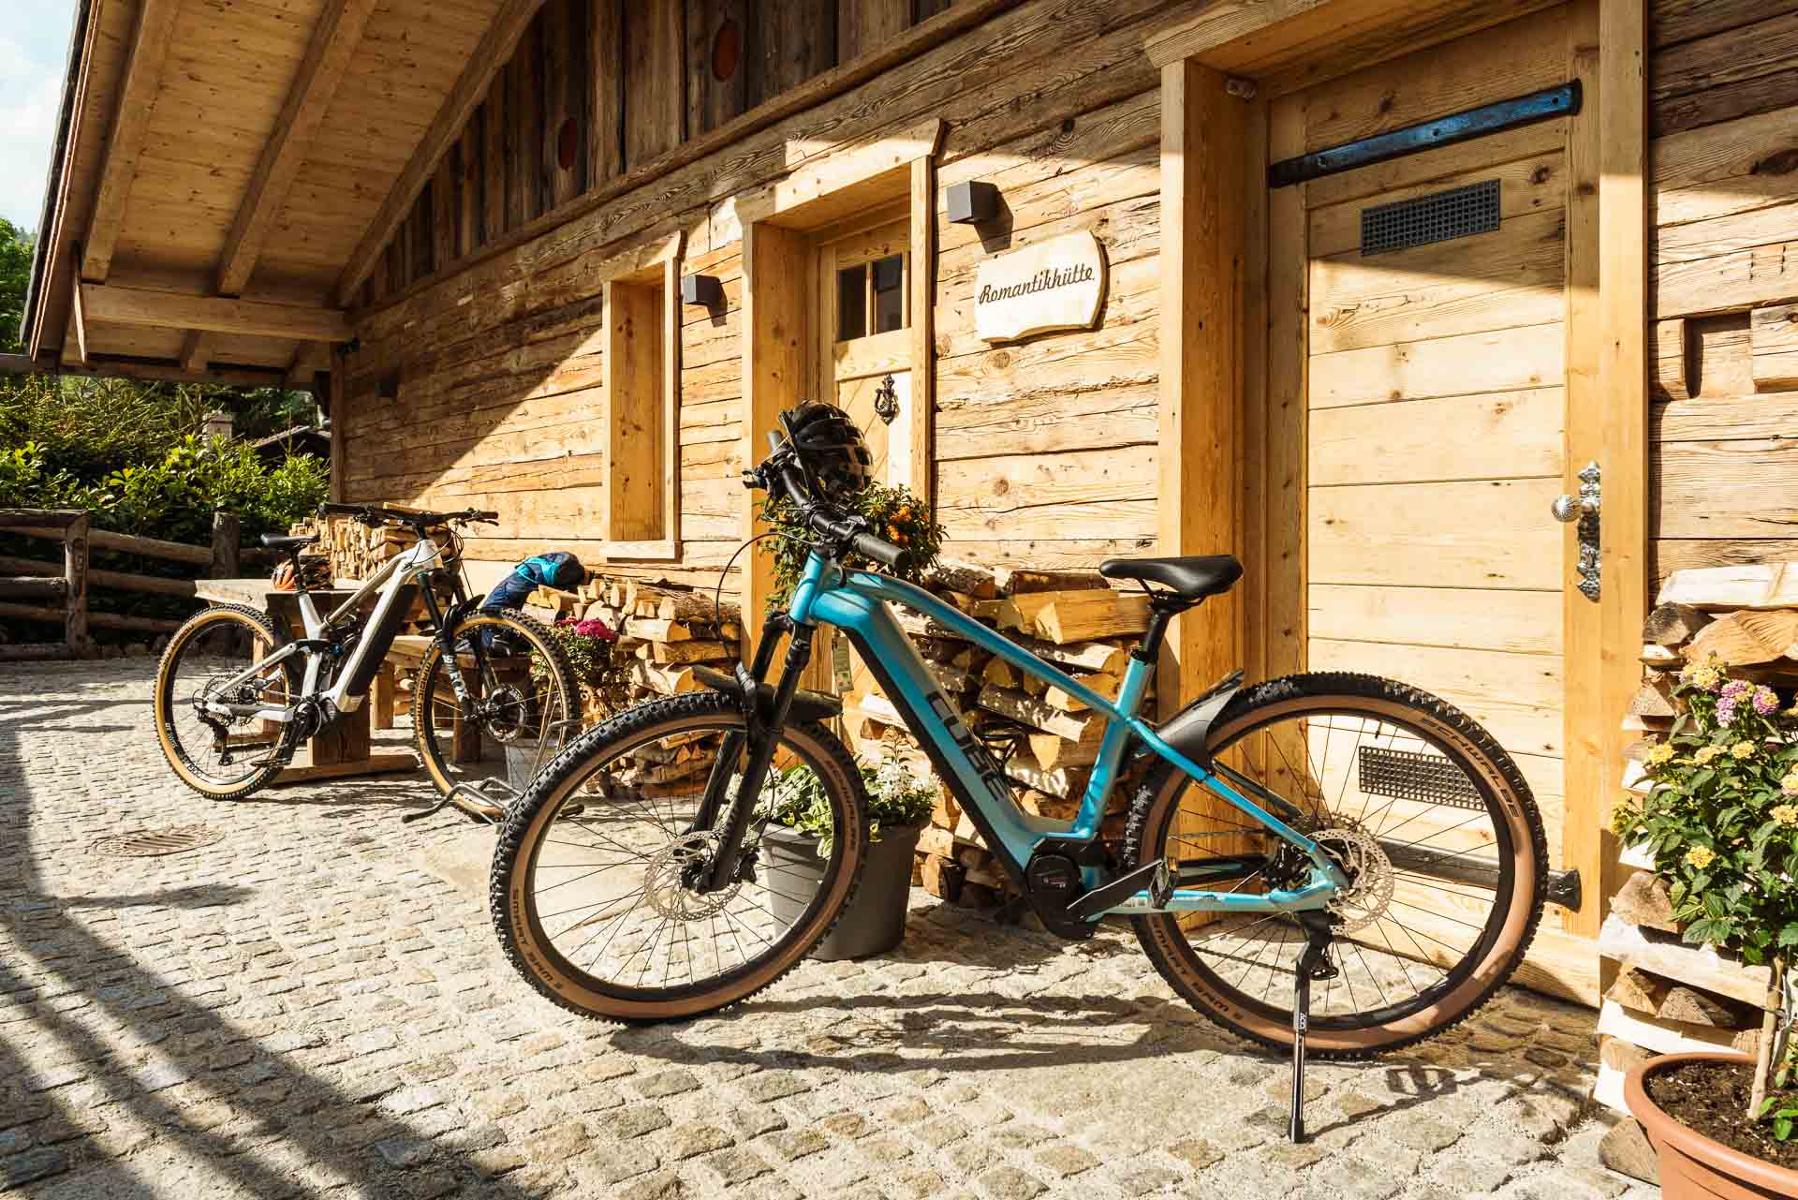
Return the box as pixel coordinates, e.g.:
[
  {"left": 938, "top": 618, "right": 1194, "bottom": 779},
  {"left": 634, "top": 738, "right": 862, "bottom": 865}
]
[
  {"left": 643, "top": 831, "right": 741, "bottom": 920},
  {"left": 1312, "top": 821, "right": 1394, "bottom": 932}
]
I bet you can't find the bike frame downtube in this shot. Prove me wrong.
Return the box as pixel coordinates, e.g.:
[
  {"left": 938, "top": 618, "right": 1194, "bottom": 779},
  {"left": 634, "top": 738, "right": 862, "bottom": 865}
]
[{"left": 787, "top": 552, "right": 1345, "bottom": 916}]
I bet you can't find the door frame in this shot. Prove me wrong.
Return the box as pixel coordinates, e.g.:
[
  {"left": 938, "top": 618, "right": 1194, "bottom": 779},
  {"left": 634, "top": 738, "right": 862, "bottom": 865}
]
[
  {"left": 739, "top": 118, "right": 943, "bottom": 643},
  {"left": 1149, "top": 0, "right": 1646, "bottom": 971}
]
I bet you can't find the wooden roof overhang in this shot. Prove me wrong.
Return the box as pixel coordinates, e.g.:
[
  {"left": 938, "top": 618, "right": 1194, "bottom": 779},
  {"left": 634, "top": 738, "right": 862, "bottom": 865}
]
[{"left": 22, "top": 0, "right": 531, "bottom": 388}]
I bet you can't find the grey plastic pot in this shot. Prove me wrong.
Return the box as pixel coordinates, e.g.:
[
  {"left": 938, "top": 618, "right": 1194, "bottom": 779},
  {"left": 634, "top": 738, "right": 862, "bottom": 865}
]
[{"left": 759, "top": 821, "right": 924, "bottom": 961}]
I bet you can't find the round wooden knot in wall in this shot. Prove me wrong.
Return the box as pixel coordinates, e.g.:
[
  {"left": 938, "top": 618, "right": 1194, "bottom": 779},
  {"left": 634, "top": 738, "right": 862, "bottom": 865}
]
[{"left": 711, "top": 19, "right": 741, "bottom": 81}]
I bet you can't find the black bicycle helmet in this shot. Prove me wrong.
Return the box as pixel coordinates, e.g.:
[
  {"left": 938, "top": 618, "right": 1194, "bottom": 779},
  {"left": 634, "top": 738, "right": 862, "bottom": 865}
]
[{"left": 783, "top": 402, "right": 872, "bottom": 504}]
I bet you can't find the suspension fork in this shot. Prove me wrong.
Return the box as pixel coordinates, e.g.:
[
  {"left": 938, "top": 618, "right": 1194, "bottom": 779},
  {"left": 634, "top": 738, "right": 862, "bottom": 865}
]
[
  {"left": 699, "top": 617, "right": 816, "bottom": 893},
  {"left": 420, "top": 579, "right": 487, "bottom": 713}
]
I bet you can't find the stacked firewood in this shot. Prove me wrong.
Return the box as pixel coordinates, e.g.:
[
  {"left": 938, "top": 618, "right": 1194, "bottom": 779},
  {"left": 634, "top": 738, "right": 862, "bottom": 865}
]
[
  {"left": 521, "top": 575, "right": 740, "bottom": 724},
  {"left": 846, "top": 558, "right": 1155, "bottom": 909},
  {"left": 1595, "top": 562, "right": 1797, "bottom": 1117},
  {"left": 288, "top": 512, "right": 457, "bottom": 582}
]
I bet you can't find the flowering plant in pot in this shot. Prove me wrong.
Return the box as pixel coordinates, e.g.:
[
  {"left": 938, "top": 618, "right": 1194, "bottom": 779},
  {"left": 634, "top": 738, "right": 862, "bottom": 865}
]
[
  {"left": 1610, "top": 656, "right": 1798, "bottom": 1194},
  {"left": 757, "top": 745, "right": 935, "bottom": 960}
]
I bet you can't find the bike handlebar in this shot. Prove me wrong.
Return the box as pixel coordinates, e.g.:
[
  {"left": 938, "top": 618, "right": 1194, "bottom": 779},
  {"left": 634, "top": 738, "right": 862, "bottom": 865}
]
[
  {"left": 319, "top": 502, "right": 498, "bottom": 527},
  {"left": 752, "top": 456, "right": 909, "bottom": 571}
]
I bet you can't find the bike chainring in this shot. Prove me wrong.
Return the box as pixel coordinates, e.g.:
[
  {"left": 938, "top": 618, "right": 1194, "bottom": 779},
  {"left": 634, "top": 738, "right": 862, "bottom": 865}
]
[{"left": 643, "top": 831, "right": 742, "bottom": 920}]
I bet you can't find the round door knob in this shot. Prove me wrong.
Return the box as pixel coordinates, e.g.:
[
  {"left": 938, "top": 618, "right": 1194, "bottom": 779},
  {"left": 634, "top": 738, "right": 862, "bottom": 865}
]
[{"left": 1550, "top": 494, "right": 1580, "bottom": 523}]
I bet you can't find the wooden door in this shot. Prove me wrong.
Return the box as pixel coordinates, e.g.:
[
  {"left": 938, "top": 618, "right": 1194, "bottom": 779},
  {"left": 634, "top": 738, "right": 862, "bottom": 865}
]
[
  {"left": 812, "top": 212, "right": 916, "bottom": 714},
  {"left": 815, "top": 214, "right": 913, "bottom": 489},
  {"left": 1265, "top": 3, "right": 1589, "bottom": 890}
]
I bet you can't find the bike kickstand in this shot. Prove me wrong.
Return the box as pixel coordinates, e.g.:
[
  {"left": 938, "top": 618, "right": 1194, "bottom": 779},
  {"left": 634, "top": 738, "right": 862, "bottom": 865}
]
[{"left": 1288, "top": 912, "right": 1338, "bottom": 1144}]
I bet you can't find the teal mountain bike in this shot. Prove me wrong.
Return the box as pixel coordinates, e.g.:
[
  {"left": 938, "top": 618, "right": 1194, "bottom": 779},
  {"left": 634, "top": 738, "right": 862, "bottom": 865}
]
[{"left": 490, "top": 403, "right": 1548, "bottom": 1139}]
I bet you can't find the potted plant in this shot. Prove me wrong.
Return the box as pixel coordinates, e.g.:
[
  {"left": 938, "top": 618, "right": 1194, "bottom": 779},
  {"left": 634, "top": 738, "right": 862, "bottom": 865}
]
[
  {"left": 757, "top": 745, "right": 935, "bottom": 960},
  {"left": 760, "top": 480, "right": 945, "bottom": 608},
  {"left": 1612, "top": 656, "right": 1798, "bottom": 1196},
  {"left": 507, "top": 617, "right": 622, "bottom": 787}
]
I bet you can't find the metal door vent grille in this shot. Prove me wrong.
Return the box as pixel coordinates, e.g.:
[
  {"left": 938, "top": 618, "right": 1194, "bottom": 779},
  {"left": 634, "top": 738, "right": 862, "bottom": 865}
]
[
  {"left": 1358, "top": 746, "right": 1482, "bottom": 810},
  {"left": 1361, "top": 178, "right": 1500, "bottom": 256}
]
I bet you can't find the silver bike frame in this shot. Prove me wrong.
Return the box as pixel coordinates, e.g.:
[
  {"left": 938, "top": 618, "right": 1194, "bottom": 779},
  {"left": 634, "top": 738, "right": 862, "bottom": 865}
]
[{"left": 198, "top": 536, "right": 444, "bottom": 724}]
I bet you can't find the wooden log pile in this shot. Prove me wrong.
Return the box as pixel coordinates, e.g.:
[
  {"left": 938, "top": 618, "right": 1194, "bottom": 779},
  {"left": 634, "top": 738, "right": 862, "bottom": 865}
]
[
  {"left": 847, "top": 558, "right": 1155, "bottom": 910},
  {"left": 1596, "top": 561, "right": 1797, "bottom": 1115},
  {"left": 288, "top": 512, "right": 457, "bottom": 582},
  {"left": 525, "top": 574, "right": 741, "bottom": 723}
]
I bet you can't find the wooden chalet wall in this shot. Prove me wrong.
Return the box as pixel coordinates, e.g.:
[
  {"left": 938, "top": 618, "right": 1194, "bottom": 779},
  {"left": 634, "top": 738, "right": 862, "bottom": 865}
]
[
  {"left": 342, "top": 0, "right": 1175, "bottom": 587},
  {"left": 1648, "top": 0, "right": 1798, "bottom": 581}
]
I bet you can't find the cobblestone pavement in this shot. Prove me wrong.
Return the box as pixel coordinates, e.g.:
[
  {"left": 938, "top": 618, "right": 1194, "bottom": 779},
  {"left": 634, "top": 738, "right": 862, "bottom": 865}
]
[{"left": 1, "top": 660, "right": 1657, "bottom": 1199}]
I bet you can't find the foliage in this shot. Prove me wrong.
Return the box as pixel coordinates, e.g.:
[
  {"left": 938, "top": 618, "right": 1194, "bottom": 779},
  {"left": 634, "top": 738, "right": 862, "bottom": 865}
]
[
  {"left": 759, "top": 481, "right": 945, "bottom": 610},
  {"left": 544, "top": 617, "right": 632, "bottom": 715},
  {"left": 0, "top": 433, "right": 328, "bottom": 543},
  {"left": 1, "top": 218, "right": 31, "bottom": 353},
  {"left": 1611, "top": 658, "right": 1798, "bottom": 966},
  {"left": 1611, "top": 656, "right": 1798, "bottom": 1134},
  {"left": 1760, "top": 1090, "right": 1798, "bottom": 1142},
  {"left": 761, "top": 743, "right": 934, "bottom": 857}
]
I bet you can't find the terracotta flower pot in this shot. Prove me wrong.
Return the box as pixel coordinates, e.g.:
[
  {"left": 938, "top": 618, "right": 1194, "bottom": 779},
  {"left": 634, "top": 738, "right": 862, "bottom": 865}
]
[{"left": 1624, "top": 1051, "right": 1798, "bottom": 1199}]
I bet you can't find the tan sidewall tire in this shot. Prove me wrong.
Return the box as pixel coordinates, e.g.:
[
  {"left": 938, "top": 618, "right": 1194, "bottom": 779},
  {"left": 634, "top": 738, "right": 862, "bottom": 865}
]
[
  {"left": 1130, "top": 677, "right": 1545, "bottom": 1058},
  {"left": 492, "top": 697, "right": 866, "bottom": 1023},
  {"left": 153, "top": 604, "right": 290, "bottom": 800}
]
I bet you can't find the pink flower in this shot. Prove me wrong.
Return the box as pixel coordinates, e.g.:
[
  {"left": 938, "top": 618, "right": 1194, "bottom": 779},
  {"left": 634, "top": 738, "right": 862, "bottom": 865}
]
[
  {"left": 573, "top": 618, "right": 616, "bottom": 641},
  {"left": 1752, "top": 686, "right": 1780, "bottom": 716}
]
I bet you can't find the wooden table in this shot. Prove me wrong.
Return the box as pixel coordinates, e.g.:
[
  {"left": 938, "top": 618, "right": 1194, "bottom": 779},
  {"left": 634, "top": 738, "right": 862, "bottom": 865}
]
[{"left": 195, "top": 579, "right": 418, "bottom": 785}]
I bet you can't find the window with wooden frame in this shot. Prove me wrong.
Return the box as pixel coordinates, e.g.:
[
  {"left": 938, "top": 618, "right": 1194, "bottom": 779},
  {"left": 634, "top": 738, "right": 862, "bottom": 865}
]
[{"left": 602, "top": 256, "right": 680, "bottom": 556}]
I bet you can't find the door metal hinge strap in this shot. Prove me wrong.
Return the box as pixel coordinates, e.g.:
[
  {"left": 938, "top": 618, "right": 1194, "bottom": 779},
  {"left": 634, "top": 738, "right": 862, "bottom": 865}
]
[{"left": 1267, "top": 81, "right": 1582, "bottom": 189}]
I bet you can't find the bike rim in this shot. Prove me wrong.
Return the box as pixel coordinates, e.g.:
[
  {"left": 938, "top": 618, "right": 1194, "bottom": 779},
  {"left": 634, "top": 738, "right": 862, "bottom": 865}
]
[
  {"left": 1155, "top": 698, "right": 1521, "bottom": 1031},
  {"left": 415, "top": 616, "right": 576, "bottom": 803},
  {"left": 517, "top": 714, "right": 853, "bottom": 1002},
  {"left": 159, "top": 614, "right": 290, "bottom": 789}
]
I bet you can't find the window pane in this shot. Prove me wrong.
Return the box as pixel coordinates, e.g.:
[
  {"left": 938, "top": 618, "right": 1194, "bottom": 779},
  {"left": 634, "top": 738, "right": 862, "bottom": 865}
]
[
  {"left": 836, "top": 264, "right": 867, "bottom": 342},
  {"left": 872, "top": 254, "right": 905, "bottom": 333}
]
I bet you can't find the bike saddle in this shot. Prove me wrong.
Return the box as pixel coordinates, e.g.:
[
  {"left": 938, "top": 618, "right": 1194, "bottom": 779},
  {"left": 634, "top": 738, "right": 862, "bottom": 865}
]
[
  {"left": 1098, "top": 554, "right": 1243, "bottom": 601},
  {"left": 260, "top": 533, "right": 319, "bottom": 554}
]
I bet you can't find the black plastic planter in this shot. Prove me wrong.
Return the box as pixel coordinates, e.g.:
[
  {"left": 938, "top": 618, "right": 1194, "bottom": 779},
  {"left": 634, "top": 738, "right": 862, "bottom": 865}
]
[{"left": 760, "top": 822, "right": 924, "bottom": 960}]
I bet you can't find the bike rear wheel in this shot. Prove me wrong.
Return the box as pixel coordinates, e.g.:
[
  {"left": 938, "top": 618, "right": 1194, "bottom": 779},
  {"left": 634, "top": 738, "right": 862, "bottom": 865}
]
[
  {"left": 1127, "top": 672, "right": 1546, "bottom": 1058},
  {"left": 412, "top": 609, "right": 580, "bottom": 819},
  {"left": 153, "top": 603, "right": 297, "bottom": 800},
  {"left": 491, "top": 691, "right": 867, "bottom": 1022}
]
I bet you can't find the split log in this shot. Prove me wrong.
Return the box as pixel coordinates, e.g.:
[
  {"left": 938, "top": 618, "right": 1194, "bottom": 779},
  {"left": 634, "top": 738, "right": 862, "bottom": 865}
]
[
  {"left": 1611, "top": 871, "right": 1678, "bottom": 934},
  {"left": 991, "top": 565, "right": 1108, "bottom": 594},
  {"left": 999, "top": 589, "right": 1149, "bottom": 643},
  {"left": 1685, "top": 610, "right": 1798, "bottom": 667},
  {"left": 1008, "top": 633, "right": 1131, "bottom": 675},
  {"left": 1626, "top": 675, "right": 1678, "bottom": 719},
  {"left": 1656, "top": 563, "right": 1798, "bottom": 611},
  {"left": 645, "top": 640, "right": 730, "bottom": 665},
  {"left": 624, "top": 617, "right": 691, "bottom": 642},
  {"left": 1029, "top": 728, "right": 1103, "bottom": 769},
  {"left": 975, "top": 685, "right": 1096, "bottom": 742},
  {"left": 925, "top": 557, "right": 999, "bottom": 599},
  {"left": 1597, "top": 913, "right": 1771, "bottom": 1007},
  {"left": 1644, "top": 602, "right": 1712, "bottom": 648}
]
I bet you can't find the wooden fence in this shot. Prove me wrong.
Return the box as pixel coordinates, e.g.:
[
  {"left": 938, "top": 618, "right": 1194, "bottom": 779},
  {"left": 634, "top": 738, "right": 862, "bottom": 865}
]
[{"left": 0, "top": 508, "right": 244, "bottom": 661}]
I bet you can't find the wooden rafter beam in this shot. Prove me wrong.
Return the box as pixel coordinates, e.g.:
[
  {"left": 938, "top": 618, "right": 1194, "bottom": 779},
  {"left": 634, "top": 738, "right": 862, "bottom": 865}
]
[
  {"left": 335, "top": 0, "right": 548, "bottom": 306},
  {"left": 217, "top": 0, "right": 380, "bottom": 297},
  {"left": 80, "top": 284, "right": 351, "bottom": 342},
  {"left": 81, "top": 0, "right": 182, "bottom": 282}
]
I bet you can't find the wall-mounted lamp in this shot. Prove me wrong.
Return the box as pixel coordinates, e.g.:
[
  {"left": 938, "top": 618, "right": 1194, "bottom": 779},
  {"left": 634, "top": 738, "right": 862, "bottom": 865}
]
[
  {"left": 944, "top": 180, "right": 1000, "bottom": 225},
  {"left": 681, "top": 274, "right": 724, "bottom": 308}
]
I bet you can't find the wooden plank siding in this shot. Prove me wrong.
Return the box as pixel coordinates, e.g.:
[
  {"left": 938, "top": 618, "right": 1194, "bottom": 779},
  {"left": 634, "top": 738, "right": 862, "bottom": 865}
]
[
  {"left": 341, "top": 0, "right": 1182, "bottom": 581},
  {"left": 1647, "top": 0, "right": 1798, "bottom": 583}
]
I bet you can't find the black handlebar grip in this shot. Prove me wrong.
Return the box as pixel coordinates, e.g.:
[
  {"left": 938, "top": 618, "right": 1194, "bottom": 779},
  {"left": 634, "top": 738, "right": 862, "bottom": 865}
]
[{"left": 850, "top": 531, "right": 906, "bottom": 570}]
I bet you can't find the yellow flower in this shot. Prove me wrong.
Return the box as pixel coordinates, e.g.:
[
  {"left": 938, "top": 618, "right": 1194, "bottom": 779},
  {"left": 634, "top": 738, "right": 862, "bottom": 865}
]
[
  {"left": 1647, "top": 743, "right": 1675, "bottom": 766},
  {"left": 1772, "top": 805, "right": 1798, "bottom": 828},
  {"left": 1685, "top": 846, "right": 1716, "bottom": 870},
  {"left": 1682, "top": 658, "right": 1725, "bottom": 691},
  {"left": 1731, "top": 741, "right": 1756, "bottom": 760},
  {"left": 1694, "top": 745, "right": 1722, "bottom": 764},
  {"left": 1783, "top": 772, "right": 1798, "bottom": 796}
]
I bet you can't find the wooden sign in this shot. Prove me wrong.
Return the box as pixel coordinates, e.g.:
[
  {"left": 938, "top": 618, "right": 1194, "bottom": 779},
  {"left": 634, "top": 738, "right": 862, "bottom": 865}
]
[{"left": 974, "top": 232, "right": 1107, "bottom": 342}]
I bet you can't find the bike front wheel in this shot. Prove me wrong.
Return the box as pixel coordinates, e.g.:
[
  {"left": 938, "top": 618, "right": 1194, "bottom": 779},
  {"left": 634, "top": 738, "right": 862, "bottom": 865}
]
[
  {"left": 411, "top": 608, "right": 580, "bottom": 819},
  {"left": 491, "top": 691, "right": 868, "bottom": 1022},
  {"left": 153, "top": 603, "right": 298, "bottom": 800},
  {"left": 1126, "top": 672, "right": 1547, "bottom": 1058}
]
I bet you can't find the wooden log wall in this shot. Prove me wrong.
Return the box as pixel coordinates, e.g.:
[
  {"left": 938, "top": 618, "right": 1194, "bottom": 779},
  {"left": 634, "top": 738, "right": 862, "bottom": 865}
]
[
  {"left": 342, "top": 0, "right": 1181, "bottom": 585},
  {"left": 365, "top": 0, "right": 965, "bottom": 302},
  {"left": 1648, "top": 0, "right": 1798, "bottom": 582}
]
